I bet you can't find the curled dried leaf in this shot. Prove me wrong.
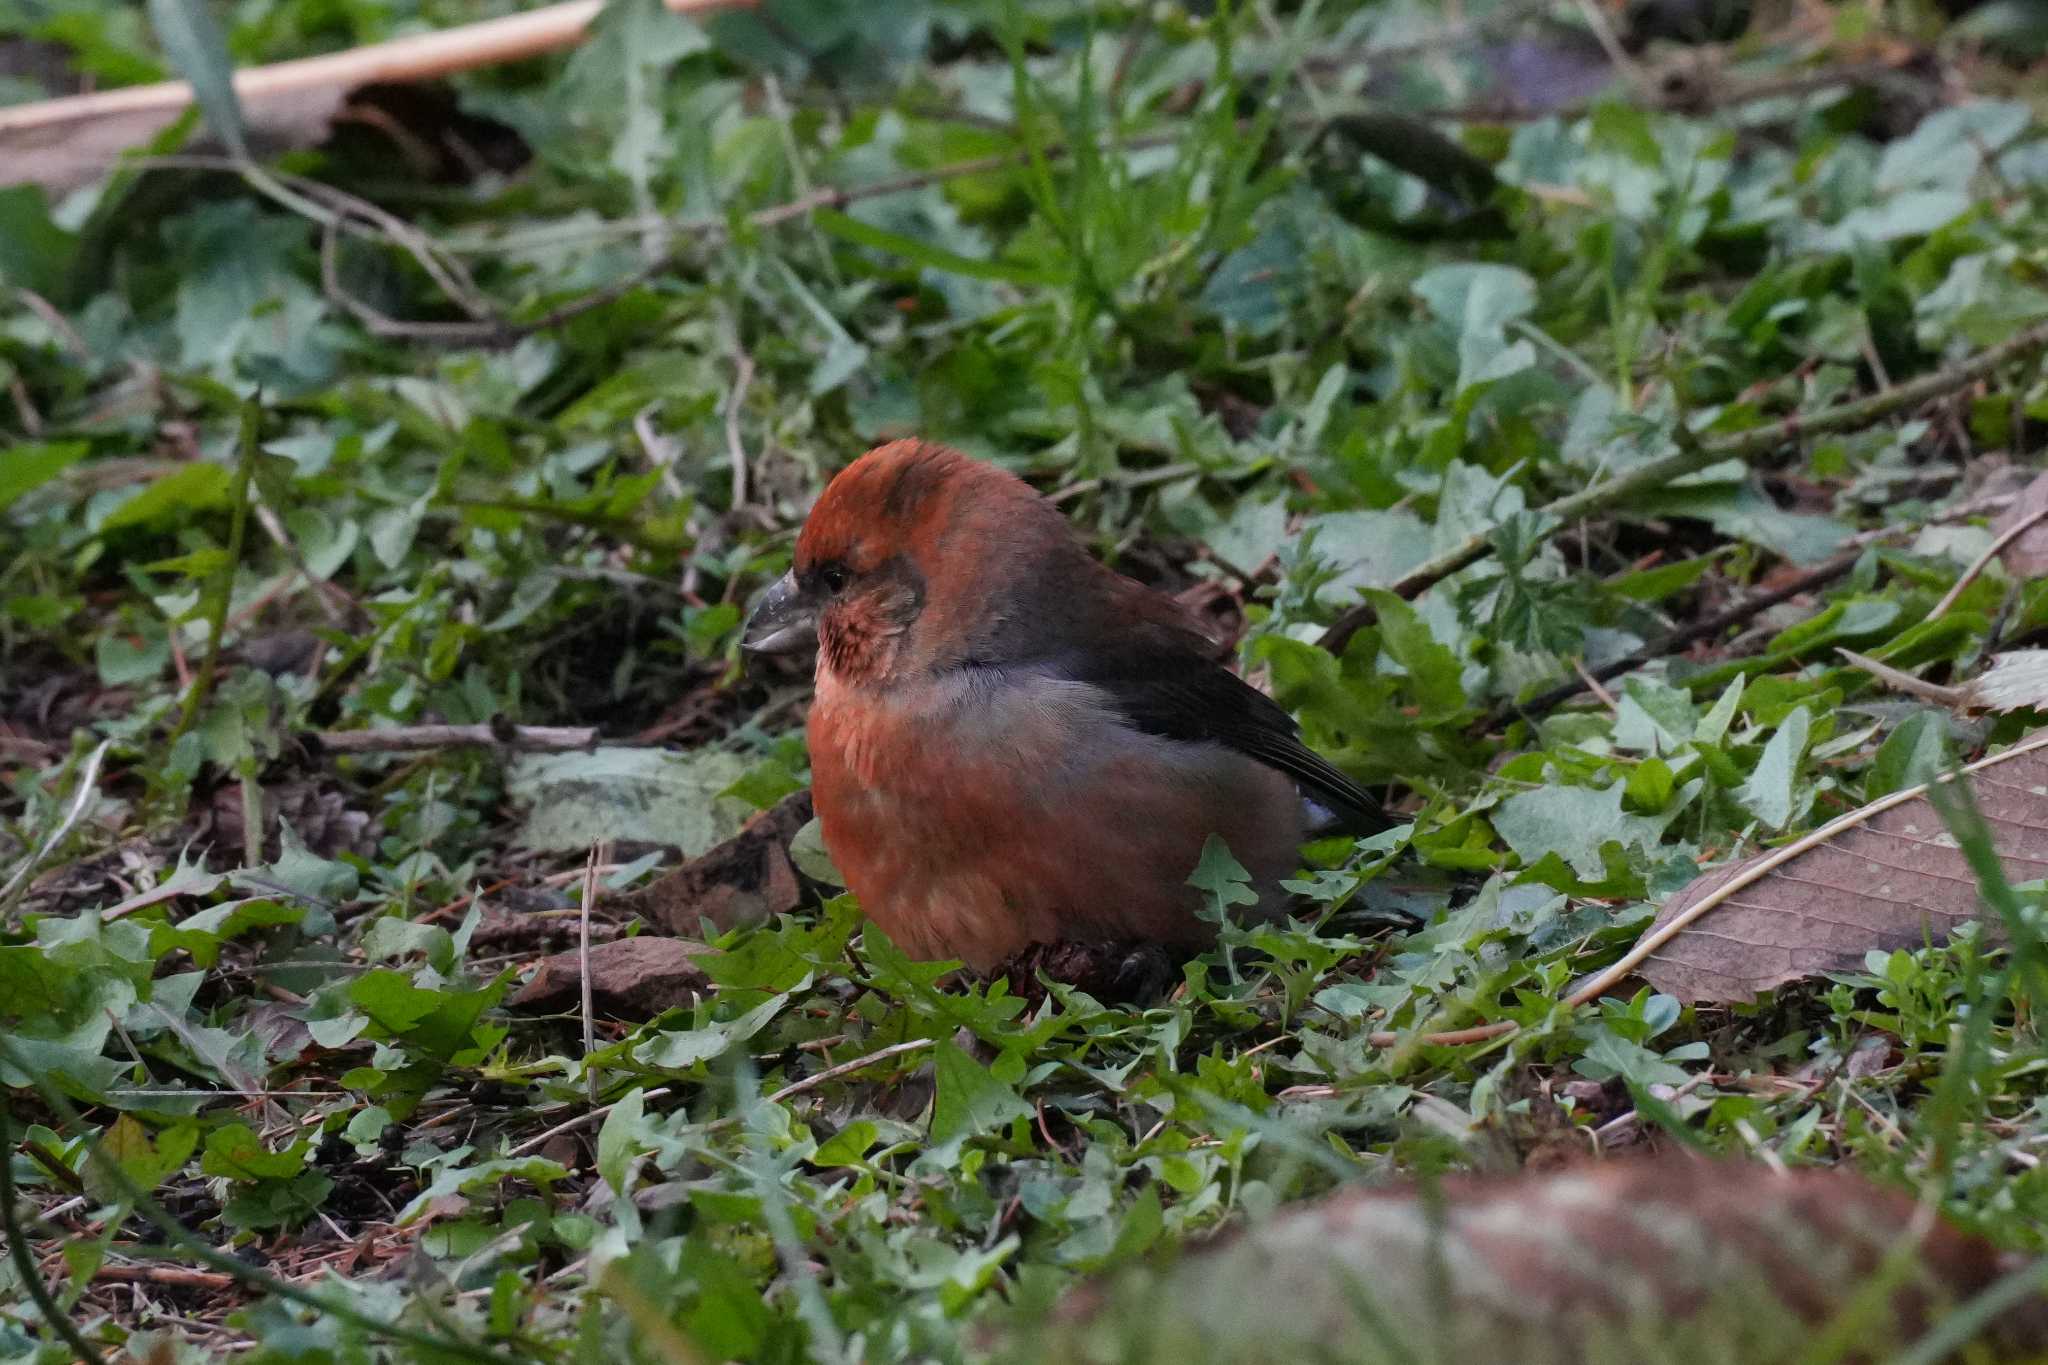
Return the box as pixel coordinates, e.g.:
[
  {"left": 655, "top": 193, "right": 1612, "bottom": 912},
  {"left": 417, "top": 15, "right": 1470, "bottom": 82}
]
[
  {"left": 508, "top": 935, "right": 712, "bottom": 1018},
  {"left": 614, "top": 789, "right": 814, "bottom": 937}
]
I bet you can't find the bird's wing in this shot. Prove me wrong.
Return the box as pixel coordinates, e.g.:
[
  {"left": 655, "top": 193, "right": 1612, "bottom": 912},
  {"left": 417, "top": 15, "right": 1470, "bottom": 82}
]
[{"left": 1061, "top": 635, "right": 1388, "bottom": 834}]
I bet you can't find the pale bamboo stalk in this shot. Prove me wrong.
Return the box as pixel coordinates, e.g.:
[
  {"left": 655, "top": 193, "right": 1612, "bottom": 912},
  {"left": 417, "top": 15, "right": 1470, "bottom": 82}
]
[{"left": 0, "top": 0, "right": 748, "bottom": 136}]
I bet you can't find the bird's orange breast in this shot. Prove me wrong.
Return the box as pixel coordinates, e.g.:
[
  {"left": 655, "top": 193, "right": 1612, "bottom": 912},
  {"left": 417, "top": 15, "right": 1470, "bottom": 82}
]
[{"left": 807, "top": 668, "right": 1305, "bottom": 970}]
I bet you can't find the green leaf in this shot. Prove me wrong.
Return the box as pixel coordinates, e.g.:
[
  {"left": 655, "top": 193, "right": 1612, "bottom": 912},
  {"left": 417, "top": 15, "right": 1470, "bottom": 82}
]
[
  {"left": 1611, "top": 554, "right": 1719, "bottom": 602},
  {"left": 1735, "top": 705, "right": 1812, "bottom": 830},
  {"left": 596, "top": 1087, "right": 650, "bottom": 1194},
  {"left": 395, "top": 1157, "right": 570, "bottom": 1225},
  {"left": 506, "top": 747, "right": 752, "bottom": 855},
  {"left": 348, "top": 970, "right": 446, "bottom": 1036},
  {"left": 1868, "top": 711, "right": 1952, "bottom": 798},
  {"left": 1200, "top": 215, "right": 1308, "bottom": 336},
  {"left": 720, "top": 760, "right": 806, "bottom": 811},
  {"left": 560, "top": 0, "right": 709, "bottom": 204},
  {"left": 96, "top": 618, "right": 170, "bottom": 686},
  {"left": 0, "top": 188, "right": 76, "bottom": 295},
  {"left": 930, "top": 1039, "right": 1031, "bottom": 1150},
  {"left": 0, "top": 442, "right": 86, "bottom": 510},
  {"left": 1361, "top": 589, "right": 1465, "bottom": 720},
  {"left": 1494, "top": 780, "right": 1679, "bottom": 880},
  {"left": 99, "top": 462, "right": 231, "bottom": 532},
  {"left": 1573, "top": 1028, "right": 1693, "bottom": 1087},
  {"left": 1693, "top": 679, "right": 1743, "bottom": 746},
  {"left": 1626, "top": 756, "right": 1677, "bottom": 812},
  {"left": 1188, "top": 836, "right": 1259, "bottom": 912},
  {"left": 812, "top": 1120, "right": 879, "bottom": 1166},
  {"left": 202, "top": 1122, "right": 308, "bottom": 1182},
  {"left": 146, "top": 0, "right": 247, "bottom": 156},
  {"left": 635, "top": 994, "right": 786, "bottom": 1070}
]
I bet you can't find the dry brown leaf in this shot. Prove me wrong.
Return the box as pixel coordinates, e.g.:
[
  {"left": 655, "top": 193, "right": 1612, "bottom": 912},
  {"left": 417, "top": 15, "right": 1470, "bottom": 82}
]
[
  {"left": 614, "top": 789, "right": 813, "bottom": 937},
  {"left": 508, "top": 935, "right": 711, "bottom": 1018},
  {"left": 1637, "top": 735, "right": 2048, "bottom": 1004},
  {"left": 1021, "top": 1158, "right": 2048, "bottom": 1365},
  {"left": 1994, "top": 470, "right": 2048, "bottom": 580}
]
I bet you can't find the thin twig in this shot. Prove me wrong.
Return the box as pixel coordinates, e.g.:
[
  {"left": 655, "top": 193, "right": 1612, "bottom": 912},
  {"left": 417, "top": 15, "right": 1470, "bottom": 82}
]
[
  {"left": 0, "top": 0, "right": 751, "bottom": 145},
  {"left": 1322, "top": 319, "right": 2048, "bottom": 655},
  {"left": 1569, "top": 656, "right": 1619, "bottom": 712},
  {"left": 8, "top": 287, "right": 91, "bottom": 360},
  {"left": 578, "top": 841, "right": 609, "bottom": 1109},
  {"left": 725, "top": 348, "right": 757, "bottom": 511},
  {"left": 312, "top": 723, "right": 598, "bottom": 753},
  {"left": 1926, "top": 496, "right": 2048, "bottom": 622}
]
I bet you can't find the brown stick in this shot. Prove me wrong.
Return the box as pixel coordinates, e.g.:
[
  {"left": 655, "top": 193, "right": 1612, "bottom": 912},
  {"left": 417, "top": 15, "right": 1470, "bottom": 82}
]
[{"left": 1318, "top": 318, "right": 2048, "bottom": 655}]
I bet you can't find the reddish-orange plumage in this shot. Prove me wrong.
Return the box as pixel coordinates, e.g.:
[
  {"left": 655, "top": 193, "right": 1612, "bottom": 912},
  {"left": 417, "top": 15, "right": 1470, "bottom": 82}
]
[{"left": 742, "top": 440, "right": 1380, "bottom": 971}]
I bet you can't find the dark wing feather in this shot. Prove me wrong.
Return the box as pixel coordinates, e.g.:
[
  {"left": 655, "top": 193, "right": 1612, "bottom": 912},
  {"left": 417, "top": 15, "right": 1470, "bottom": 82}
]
[{"left": 1058, "top": 638, "right": 1388, "bottom": 834}]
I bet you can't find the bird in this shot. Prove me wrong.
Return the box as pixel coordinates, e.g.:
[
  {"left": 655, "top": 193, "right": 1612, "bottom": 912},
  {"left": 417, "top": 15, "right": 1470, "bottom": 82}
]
[{"left": 742, "top": 439, "right": 1384, "bottom": 974}]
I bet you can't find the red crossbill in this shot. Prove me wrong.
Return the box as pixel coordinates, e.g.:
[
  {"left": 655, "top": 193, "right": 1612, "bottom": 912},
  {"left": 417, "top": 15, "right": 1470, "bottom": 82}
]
[{"left": 744, "top": 440, "right": 1381, "bottom": 972}]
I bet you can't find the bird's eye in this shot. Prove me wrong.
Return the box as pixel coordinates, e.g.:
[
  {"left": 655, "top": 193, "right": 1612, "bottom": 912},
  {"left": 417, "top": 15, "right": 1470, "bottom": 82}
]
[{"left": 819, "top": 563, "right": 851, "bottom": 594}]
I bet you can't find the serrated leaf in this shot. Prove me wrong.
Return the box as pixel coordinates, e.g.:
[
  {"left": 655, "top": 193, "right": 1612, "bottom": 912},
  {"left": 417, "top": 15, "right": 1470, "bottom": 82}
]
[
  {"left": 1494, "top": 780, "right": 1678, "bottom": 880},
  {"left": 1970, "top": 650, "right": 2048, "bottom": 714}
]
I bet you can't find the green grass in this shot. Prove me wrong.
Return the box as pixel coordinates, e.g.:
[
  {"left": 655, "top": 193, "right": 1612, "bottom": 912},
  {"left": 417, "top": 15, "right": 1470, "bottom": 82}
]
[{"left": 8, "top": 0, "right": 2048, "bottom": 1360}]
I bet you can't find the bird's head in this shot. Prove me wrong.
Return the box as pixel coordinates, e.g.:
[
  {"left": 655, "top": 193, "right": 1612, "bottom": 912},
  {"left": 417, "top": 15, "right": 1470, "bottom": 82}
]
[{"left": 742, "top": 440, "right": 1086, "bottom": 686}]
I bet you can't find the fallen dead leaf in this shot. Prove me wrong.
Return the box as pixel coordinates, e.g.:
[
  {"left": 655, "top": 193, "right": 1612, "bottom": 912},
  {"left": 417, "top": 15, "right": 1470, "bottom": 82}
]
[
  {"left": 1637, "top": 734, "right": 2048, "bottom": 1004},
  {"left": 508, "top": 935, "right": 713, "bottom": 1018},
  {"left": 614, "top": 789, "right": 814, "bottom": 937},
  {"left": 1019, "top": 1157, "right": 2048, "bottom": 1365},
  {"left": 1994, "top": 469, "right": 2048, "bottom": 580}
]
